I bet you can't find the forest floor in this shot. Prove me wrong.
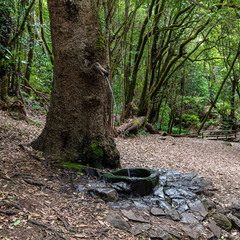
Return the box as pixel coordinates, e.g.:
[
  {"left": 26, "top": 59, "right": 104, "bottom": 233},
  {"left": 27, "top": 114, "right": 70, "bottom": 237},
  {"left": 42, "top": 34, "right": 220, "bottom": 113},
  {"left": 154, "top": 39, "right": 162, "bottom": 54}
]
[{"left": 0, "top": 109, "right": 240, "bottom": 240}]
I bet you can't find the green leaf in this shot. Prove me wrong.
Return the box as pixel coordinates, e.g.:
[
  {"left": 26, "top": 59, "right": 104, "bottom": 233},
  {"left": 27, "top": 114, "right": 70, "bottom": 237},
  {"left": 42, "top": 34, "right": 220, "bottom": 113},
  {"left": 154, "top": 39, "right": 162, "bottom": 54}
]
[{"left": 12, "top": 219, "right": 21, "bottom": 226}]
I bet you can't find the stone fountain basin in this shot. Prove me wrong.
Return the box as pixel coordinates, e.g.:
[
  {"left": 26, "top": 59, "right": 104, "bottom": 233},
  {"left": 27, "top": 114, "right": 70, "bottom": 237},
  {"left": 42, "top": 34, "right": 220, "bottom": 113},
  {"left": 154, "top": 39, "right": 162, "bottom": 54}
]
[{"left": 103, "top": 168, "right": 159, "bottom": 196}]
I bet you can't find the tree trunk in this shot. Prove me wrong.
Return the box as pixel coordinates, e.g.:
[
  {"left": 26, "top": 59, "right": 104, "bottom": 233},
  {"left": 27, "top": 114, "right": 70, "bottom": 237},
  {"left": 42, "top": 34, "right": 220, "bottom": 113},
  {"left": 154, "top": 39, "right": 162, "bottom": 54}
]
[{"left": 31, "top": 0, "right": 120, "bottom": 169}]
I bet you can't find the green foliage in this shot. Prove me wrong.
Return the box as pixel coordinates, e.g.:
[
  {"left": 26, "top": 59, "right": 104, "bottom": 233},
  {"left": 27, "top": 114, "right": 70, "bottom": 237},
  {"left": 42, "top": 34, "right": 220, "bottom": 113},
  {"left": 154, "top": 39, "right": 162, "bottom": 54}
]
[
  {"left": 181, "top": 114, "right": 200, "bottom": 128},
  {"left": 1, "top": 0, "right": 239, "bottom": 136},
  {"left": 138, "top": 129, "right": 150, "bottom": 136}
]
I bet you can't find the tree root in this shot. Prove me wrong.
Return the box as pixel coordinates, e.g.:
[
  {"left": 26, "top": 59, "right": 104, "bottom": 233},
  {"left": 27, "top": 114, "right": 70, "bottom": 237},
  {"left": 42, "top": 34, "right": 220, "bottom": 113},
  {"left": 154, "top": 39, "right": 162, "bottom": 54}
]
[
  {"left": 0, "top": 209, "right": 19, "bottom": 215},
  {"left": 23, "top": 179, "right": 46, "bottom": 187},
  {"left": 29, "top": 219, "right": 67, "bottom": 240},
  {"left": 0, "top": 201, "right": 22, "bottom": 215},
  {"left": 57, "top": 214, "right": 77, "bottom": 232},
  {"left": 0, "top": 201, "right": 22, "bottom": 210}
]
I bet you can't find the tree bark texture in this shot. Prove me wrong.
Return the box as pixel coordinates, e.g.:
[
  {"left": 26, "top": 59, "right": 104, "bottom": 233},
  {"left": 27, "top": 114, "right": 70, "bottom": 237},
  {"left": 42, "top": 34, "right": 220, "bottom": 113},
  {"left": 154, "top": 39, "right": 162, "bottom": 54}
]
[{"left": 31, "top": 0, "right": 120, "bottom": 169}]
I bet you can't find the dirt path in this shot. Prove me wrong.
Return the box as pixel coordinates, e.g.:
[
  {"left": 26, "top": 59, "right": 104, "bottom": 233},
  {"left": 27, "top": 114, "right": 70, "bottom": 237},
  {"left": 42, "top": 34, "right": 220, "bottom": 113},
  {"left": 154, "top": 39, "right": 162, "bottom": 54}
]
[{"left": 0, "top": 110, "right": 240, "bottom": 239}]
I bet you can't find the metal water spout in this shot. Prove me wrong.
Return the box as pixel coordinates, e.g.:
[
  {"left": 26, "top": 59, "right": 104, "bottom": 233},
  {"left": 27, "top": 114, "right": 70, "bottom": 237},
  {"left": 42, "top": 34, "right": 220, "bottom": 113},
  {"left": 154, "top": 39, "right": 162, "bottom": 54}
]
[{"left": 94, "top": 62, "right": 118, "bottom": 115}]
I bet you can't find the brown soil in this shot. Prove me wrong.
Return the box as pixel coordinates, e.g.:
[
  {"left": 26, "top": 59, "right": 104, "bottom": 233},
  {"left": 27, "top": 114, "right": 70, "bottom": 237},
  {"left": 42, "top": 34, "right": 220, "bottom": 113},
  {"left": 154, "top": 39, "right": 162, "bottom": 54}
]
[{"left": 0, "top": 110, "right": 240, "bottom": 239}]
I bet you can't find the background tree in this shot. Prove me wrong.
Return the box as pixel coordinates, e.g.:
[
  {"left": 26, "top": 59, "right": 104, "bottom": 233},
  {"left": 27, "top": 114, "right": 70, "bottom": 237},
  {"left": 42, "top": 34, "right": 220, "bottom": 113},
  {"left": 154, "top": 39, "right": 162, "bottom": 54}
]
[{"left": 1, "top": 0, "right": 240, "bottom": 138}]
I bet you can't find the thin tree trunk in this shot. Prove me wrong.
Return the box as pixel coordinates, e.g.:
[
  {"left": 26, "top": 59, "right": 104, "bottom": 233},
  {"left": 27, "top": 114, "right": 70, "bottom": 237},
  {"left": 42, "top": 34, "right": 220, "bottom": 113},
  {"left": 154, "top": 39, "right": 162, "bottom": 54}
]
[{"left": 197, "top": 42, "right": 240, "bottom": 135}]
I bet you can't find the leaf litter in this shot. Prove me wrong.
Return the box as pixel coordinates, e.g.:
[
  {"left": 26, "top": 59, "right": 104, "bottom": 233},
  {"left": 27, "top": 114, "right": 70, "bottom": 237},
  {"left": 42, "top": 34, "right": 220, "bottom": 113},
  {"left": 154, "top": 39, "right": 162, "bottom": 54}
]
[{"left": 0, "top": 110, "right": 240, "bottom": 239}]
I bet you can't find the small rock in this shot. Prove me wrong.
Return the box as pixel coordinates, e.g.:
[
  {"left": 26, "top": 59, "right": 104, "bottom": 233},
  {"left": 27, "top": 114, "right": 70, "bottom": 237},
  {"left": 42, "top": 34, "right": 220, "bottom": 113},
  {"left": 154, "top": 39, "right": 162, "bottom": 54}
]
[
  {"left": 167, "top": 208, "right": 181, "bottom": 221},
  {"left": 228, "top": 202, "right": 240, "bottom": 219},
  {"left": 192, "top": 224, "right": 206, "bottom": 235},
  {"left": 213, "top": 213, "right": 232, "bottom": 231},
  {"left": 150, "top": 207, "right": 166, "bottom": 216},
  {"left": 189, "top": 200, "right": 208, "bottom": 218},
  {"left": 149, "top": 230, "right": 169, "bottom": 240},
  {"left": 133, "top": 201, "right": 149, "bottom": 209},
  {"left": 181, "top": 225, "right": 200, "bottom": 239},
  {"left": 158, "top": 200, "right": 172, "bottom": 212},
  {"left": 154, "top": 187, "right": 165, "bottom": 199},
  {"left": 181, "top": 212, "right": 199, "bottom": 224},
  {"left": 172, "top": 198, "right": 189, "bottom": 213},
  {"left": 228, "top": 214, "right": 240, "bottom": 230},
  {"left": 131, "top": 223, "right": 151, "bottom": 236},
  {"left": 192, "top": 177, "right": 216, "bottom": 195},
  {"left": 106, "top": 214, "right": 130, "bottom": 230},
  {"left": 207, "top": 219, "right": 222, "bottom": 239},
  {"left": 201, "top": 198, "right": 216, "bottom": 211},
  {"left": 148, "top": 228, "right": 170, "bottom": 240},
  {"left": 164, "top": 187, "right": 197, "bottom": 200},
  {"left": 90, "top": 188, "right": 118, "bottom": 202},
  {"left": 158, "top": 201, "right": 181, "bottom": 221},
  {"left": 121, "top": 209, "right": 149, "bottom": 223}
]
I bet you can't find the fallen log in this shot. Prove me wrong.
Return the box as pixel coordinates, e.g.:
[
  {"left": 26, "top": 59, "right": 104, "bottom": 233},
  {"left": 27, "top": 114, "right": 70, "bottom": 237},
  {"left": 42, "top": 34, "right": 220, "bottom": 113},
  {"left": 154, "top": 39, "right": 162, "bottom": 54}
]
[
  {"left": 117, "top": 117, "right": 145, "bottom": 135},
  {"left": 169, "top": 133, "right": 196, "bottom": 138}
]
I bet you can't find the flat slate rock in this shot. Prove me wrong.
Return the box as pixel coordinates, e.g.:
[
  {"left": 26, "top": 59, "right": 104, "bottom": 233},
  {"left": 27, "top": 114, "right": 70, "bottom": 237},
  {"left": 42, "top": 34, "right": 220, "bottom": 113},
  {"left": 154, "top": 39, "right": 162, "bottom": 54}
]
[
  {"left": 164, "top": 187, "right": 197, "bottom": 200},
  {"left": 172, "top": 198, "right": 189, "bottom": 213},
  {"left": 181, "top": 212, "right": 199, "bottom": 224},
  {"left": 189, "top": 200, "right": 208, "bottom": 218},
  {"left": 181, "top": 225, "right": 201, "bottom": 239},
  {"left": 131, "top": 223, "right": 151, "bottom": 236},
  {"left": 154, "top": 187, "right": 165, "bottom": 199},
  {"left": 158, "top": 201, "right": 181, "bottom": 221},
  {"left": 90, "top": 188, "right": 118, "bottom": 202},
  {"left": 149, "top": 230, "right": 169, "bottom": 240},
  {"left": 207, "top": 219, "right": 222, "bottom": 239},
  {"left": 106, "top": 214, "right": 130, "bottom": 230},
  {"left": 228, "top": 214, "right": 240, "bottom": 230},
  {"left": 121, "top": 209, "right": 149, "bottom": 223},
  {"left": 228, "top": 202, "right": 240, "bottom": 219},
  {"left": 150, "top": 207, "right": 166, "bottom": 216}
]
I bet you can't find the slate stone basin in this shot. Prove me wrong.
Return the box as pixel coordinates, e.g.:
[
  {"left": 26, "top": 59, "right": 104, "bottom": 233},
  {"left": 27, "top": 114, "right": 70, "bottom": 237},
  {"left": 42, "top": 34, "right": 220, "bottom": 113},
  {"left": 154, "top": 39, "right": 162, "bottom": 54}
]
[{"left": 103, "top": 168, "right": 159, "bottom": 196}]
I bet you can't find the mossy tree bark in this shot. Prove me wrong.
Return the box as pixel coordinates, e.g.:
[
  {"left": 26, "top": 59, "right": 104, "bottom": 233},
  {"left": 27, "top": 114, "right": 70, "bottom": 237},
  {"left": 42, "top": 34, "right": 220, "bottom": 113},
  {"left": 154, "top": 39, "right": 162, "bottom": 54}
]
[{"left": 31, "top": 0, "right": 120, "bottom": 169}]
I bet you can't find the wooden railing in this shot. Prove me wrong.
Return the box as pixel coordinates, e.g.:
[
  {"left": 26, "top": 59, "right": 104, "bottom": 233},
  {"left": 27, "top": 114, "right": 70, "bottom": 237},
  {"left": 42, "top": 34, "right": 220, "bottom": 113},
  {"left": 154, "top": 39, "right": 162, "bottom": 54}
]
[{"left": 201, "top": 130, "right": 238, "bottom": 140}]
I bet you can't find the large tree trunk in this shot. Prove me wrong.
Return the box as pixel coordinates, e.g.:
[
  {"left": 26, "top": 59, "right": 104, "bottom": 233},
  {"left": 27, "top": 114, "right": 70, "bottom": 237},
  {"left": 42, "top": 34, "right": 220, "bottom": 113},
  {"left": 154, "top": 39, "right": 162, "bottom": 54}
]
[{"left": 31, "top": 0, "right": 120, "bottom": 169}]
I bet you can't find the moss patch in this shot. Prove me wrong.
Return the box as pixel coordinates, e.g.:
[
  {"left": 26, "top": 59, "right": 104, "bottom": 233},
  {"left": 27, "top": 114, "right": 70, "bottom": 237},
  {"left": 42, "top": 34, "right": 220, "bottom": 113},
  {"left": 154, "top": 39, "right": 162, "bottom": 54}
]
[
  {"left": 96, "top": 30, "right": 106, "bottom": 51},
  {"left": 134, "top": 118, "right": 140, "bottom": 126},
  {"left": 213, "top": 213, "right": 232, "bottom": 231},
  {"left": 62, "top": 161, "right": 85, "bottom": 170},
  {"left": 86, "top": 141, "right": 104, "bottom": 169},
  {"left": 90, "top": 141, "right": 104, "bottom": 158}
]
